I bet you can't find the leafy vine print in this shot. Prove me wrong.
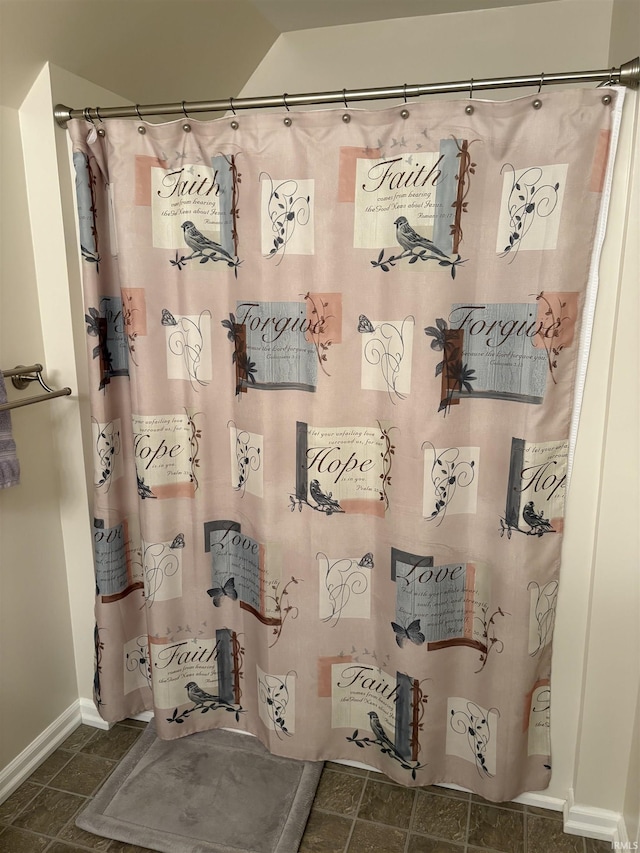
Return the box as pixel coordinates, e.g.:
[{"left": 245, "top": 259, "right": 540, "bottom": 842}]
[
  {"left": 378, "top": 422, "right": 396, "bottom": 510},
  {"left": 261, "top": 173, "right": 311, "bottom": 264},
  {"left": 258, "top": 670, "right": 296, "bottom": 739},
  {"left": 422, "top": 442, "right": 476, "bottom": 524},
  {"left": 318, "top": 552, "right": 371, "bottom": 627},
  {"left": 499, "top": 164, "right": 561, "bottom": 261},
  {"left": 85, "top": 304, "right": 112, "bottom": 392},
  {"left": 449, "top": 701, "right": 499, "bottom": 777},
  {"left": 92, "top": 417, "right": 121, "bottom": 491},
  {"left": 231, "top": 632, "right": 245, "bottom": 705},
  {"left": 265, "top": 577, "right": 301, "bottom": 648},
  {"left": 125, "top": 635, "right": 151, "bottom": 689},
  {"left": 222, "top": 153, "right": 241, "bottom": 256},
  {"left": 221, "top": 313, "right": 257, "bottom": 396},
  {"left": 450, "top": 138, "right": 479, "bottom": 252},
  {"left": 93, "top": 624, "right": 104, "bottom": 708},
  {"left": 534, "top": 292, "right": 571, "bottom": 384},
  {"left": 424, "top": 318, "right": 477, "bottom": 416},
  {"left": 122, "top": 292, "right": 139, "bottom": 366},
  {"left": 474, "top": 605, "right": 509, "bottom": 673},
  {"left": 363, "top": 317, "right": 415, "bottom": 404},
  {"left": 302, "top": 292, "right": 333, "bottom": 376},
  {"left": 79, "top": 154, "right": 100, "bottom": 272},
  {"left": 161, "top": 308, "right": 211, "bottom": 390},
  {"left": 142, "top": 535, "right": 184, "bottom": 606},
  {"left": 228, "top": 420, "right": 261, "bottom": 496},
  {"left": 528, "top": 580, "right": 558, "bottom": 657},
  {"left": 185, "top": 410, "right": 202, "bottom": 490}
]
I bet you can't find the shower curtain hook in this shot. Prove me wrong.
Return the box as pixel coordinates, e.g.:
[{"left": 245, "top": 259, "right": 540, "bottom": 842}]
[
  {"left": 283, "top": 93, "right": 290, "bottom": 112},
  {"left": 537, "top": 72, "right": 545, "bottom": 94},
  {"left": 229, "top": 97, "right": 236, "bottom": 116},
  {"left": 181, "top": 101, "right": 190, "bottom": 119},
  {"left": 95, "top": 106, "right": 103, "bottom": 122},
  {"left": 83, "top": 107, "right": 95, "bottom": 125},
  {"left": 597, "top": 67, "right": 616, "bottom": 88},
  {"left": 403, "top": 83, "right": 408, "bottom": 104},
  {"left": 469, "top": 79, "right": 474, "bottom": 100},
  {"left": 343, "top": 89, "right": 349, "bottom": 109},
  {"left": 135, "top": 104, "right": 143, "bottom": 121}
]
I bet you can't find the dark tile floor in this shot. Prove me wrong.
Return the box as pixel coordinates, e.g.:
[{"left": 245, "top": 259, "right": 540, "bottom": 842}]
[{"left": 0, "top": 720, "right": 615, "bottom": 852}]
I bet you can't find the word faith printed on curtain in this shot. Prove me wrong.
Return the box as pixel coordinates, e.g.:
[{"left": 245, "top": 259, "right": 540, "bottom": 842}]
[{"left": 69, "top": 87, "right": 620, "bottom": 800}]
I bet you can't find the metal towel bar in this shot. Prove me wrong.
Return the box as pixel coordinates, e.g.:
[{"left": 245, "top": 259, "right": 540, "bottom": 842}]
[{"left": 0, "top": 364, "right": 72, "bottom": 412}]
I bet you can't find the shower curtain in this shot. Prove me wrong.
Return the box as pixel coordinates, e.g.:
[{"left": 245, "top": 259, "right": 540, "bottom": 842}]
[{"left": 69, "top": 85, "right": 621, "bottom": 800}]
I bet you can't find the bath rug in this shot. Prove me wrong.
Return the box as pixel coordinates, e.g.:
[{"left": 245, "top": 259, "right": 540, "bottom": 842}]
[{"left": 76, "top": 722, "right": 323, "bottom": 853}]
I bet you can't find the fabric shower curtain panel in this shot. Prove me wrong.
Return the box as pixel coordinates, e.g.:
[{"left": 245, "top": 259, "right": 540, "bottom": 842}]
[{"left": 69, "top": 86, "right": 621, "bottom": 801}]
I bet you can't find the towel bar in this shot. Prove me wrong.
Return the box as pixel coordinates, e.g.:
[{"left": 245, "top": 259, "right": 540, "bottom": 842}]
[{"left": 0, "top": 364, "right": 72, "bottom": 412}]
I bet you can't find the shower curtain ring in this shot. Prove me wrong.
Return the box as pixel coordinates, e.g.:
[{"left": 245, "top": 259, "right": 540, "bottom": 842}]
[
  {"left": 135, "top": 104, "right": 143, "bottom": 121},
  {"left": 469, "top": 79, "right": 474, "bottom": 100},
  {"left": 181, "top": 101, "right": 190, "bottom": 119},
  {"left": 283, "top": 93, "right": 290, "bottom": 111},
  {"left": 597, "top": 67, "right": 616, "bottom": 88},
  {"left": 403, "top": 84, "right": 408, "bottom": 104},
  {"left": 343, "top": 89, "right": 349, "bottom": 109},
  {"left": 95, "top": 106, "right": 103, "bottom": 122},
  {"left": 83, "top": 107, "right": 95, "bottom": 125},
  {"left": 229, "top": 97, "right": 236, "bottom": 115},
  {"left": 537, "top": 72, "right": 545, "bottom": 94}
]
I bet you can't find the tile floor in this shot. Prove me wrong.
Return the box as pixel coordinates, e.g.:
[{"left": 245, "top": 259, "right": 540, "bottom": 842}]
[{"left": 0, "top": 720, "right": 615, "bottom": 853}]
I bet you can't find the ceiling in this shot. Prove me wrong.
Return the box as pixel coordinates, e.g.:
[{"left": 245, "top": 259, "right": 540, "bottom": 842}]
[{"left": 0, "top": 0, "right": 558, "bottom": 109}]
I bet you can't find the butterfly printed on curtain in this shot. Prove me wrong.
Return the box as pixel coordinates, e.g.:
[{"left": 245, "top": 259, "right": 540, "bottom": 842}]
[
  {"left": 206, "top": 577, "right": 238, "bottom": 607},
  {"left": 391, "top": 619, "right": 425, "bottom": 647},
  {"left": 170, "top": 533, "right": 185, "bottom": 549},
  {"left": 358, "top": 552, "right": 374, "bottom": 568},
  {"left": 357, "top": 314, "right": 375, "bottom": 334},
  {"left": 161, "top": 308, "right": 177, "bottom": 326}
]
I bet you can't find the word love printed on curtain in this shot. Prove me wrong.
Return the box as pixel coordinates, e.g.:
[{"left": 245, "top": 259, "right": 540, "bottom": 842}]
[{"left": 69, "top": 87, "right": 620, "bottom": 800}]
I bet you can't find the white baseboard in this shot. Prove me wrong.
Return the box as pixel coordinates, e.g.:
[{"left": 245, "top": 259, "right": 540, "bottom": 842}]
[
  {"left": 564, "top": 787, "right": 627, "bottom": 844},
  {"left": 0, "top": 700, "right": 81, "bottom": 804},
  {"left": 336, "top": 768, "right": 627, "bottom": 842},
  {"left": 2, "top": 706, "right": 628, "bottom": 846},
  {"left": 130, "top": 710, "right": 153, "bottom": 723},
  {"left": 78, "top": 697, "right": 112, "bottom": 730}
]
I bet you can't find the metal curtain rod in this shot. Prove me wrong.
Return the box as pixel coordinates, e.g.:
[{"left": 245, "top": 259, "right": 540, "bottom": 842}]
[
  {"left": 0, "top": 364, "right": 72, "bottom": 412},
  {"left": 54, "top": 57, "right": 640, "bottom": 127}
]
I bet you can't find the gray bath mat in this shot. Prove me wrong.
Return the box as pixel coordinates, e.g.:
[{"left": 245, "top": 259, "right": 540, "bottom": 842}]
[{"left": 76, "top": 722, "right": 323, "bottom": 853}]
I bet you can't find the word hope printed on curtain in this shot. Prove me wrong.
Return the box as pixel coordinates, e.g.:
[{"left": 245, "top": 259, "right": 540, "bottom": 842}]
[{"left": 70, "top": 86, "right": 620, "bottom": 800}]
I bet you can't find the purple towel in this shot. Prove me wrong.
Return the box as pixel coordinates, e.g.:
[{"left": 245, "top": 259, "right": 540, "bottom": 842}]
[{"left": 0, "top": 373, "right": 19, "bottom": 488}]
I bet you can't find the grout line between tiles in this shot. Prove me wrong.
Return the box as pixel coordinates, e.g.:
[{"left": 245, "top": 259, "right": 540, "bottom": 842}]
[
  {"left": 403, "top": 785, "right": 419, "bottom": 853},
  {"left": 343, "top": 770, "right": 369, "bottom": 853},
  {"left": 464, "top": 790, "right": 472, "bottom": 853}
]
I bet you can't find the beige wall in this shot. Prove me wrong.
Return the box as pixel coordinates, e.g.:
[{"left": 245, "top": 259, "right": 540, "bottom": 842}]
[
  {"left": 609, "top": 6, "right": 640, "bottom": 843},
  {"left": 242, "top": 0, "right": 613, "bottom": 104},
  {"left": 0, "top": 105, "right": 77, "bottom": 768},
  {"left": 609, "top": 0, "right": 640, "bottom": 66},
  {"left": 624, "top": 682, "right": 640, "bottom": 844}
]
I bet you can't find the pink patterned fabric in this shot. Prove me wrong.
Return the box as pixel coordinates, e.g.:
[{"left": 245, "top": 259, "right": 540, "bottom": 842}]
[{"left": 69, "top": 88, "right": 617, "bottom": 799}]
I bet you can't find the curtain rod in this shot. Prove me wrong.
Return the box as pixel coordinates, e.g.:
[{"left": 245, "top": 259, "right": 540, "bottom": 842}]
[{"left": 54, "top": 57, "right": 639, "bottom": 127}]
